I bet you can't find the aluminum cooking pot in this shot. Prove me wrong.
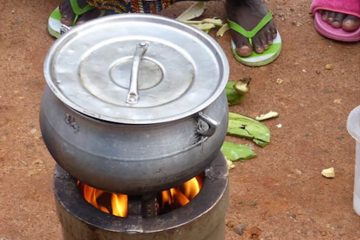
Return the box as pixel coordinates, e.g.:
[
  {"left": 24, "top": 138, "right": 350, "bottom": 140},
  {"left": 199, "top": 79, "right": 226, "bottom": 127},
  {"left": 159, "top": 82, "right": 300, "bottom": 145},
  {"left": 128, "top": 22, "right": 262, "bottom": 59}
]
[{"left": 40, "top": 14, "right": 229, "bottom": 194}]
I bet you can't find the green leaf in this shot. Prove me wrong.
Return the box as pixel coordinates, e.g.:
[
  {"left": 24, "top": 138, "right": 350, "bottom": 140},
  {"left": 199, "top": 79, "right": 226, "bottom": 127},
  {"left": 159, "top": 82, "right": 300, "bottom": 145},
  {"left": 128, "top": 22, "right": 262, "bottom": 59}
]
[
  {"left": 221, "top": 141, "right": 256, "bottom": 161},
  {"left": 228, "top": 112, "right": 270, "bottom": 147}
]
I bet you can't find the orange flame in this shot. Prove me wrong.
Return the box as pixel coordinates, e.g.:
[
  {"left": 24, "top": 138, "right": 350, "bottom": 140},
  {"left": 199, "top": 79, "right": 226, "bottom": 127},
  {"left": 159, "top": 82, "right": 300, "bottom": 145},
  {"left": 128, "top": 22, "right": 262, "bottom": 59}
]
[
  {"left": 83, "top": 184, "right": 107, "bottom": 211},
  {"left": 161, "top": 176, "right": 203, "bottom": 208},
  {"left": 79, "top": 183, "right": 128, "bottom": 217},
  {"left": 78, "top": 175, "right": 203, "bottom": 218},
  {"left": 111, "top": 193, "right": 128, "bottom": 217}
]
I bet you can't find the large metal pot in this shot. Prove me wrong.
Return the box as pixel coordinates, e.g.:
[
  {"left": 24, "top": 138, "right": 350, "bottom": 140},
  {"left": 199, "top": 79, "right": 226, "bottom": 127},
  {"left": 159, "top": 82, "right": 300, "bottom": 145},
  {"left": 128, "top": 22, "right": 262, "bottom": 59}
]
[{"left": 40, "top": 14, "right": 229, "bottom": 194}]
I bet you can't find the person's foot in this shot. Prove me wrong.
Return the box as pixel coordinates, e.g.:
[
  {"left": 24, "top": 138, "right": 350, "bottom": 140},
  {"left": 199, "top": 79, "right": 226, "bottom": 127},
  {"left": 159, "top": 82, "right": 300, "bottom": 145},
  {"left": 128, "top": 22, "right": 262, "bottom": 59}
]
[
  {"left": 226, "top": 0, "right": 277, "bottom": 57},
  {"left": 320, "top": 10, "right": 360, "bottom": 32},
  {"left": 59, "top": 0, "right": 103, "bottom": 26}
]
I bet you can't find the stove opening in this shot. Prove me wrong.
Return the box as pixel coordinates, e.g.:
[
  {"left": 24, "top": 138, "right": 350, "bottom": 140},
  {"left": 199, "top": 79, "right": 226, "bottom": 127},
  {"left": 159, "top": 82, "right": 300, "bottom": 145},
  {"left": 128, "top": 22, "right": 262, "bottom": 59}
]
[
  {"left": 77, "top": 181, "right": 128, "bottom": 217},
  {"left": 77, "top": 174, "right": 204, "bottom": 218}
]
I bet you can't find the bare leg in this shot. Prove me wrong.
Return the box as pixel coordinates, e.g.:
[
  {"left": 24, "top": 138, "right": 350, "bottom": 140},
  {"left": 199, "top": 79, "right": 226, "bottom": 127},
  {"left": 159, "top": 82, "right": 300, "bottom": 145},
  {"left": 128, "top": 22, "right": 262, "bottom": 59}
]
[
  {"left": 59, "top": 0, "right": 110, "bottom": 26},
  {"left": 226, "top": 0, "right": 277, "bottom": 57},
  {"left": 59, "top": 0, "right": 88, "bottom": 25}
]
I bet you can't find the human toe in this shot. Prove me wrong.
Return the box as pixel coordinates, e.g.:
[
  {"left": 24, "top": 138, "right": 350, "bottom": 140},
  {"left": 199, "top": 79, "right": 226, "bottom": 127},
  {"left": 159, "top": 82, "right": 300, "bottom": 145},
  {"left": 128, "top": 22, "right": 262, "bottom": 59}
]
[
  {"left": 254, "top": 24, "right": 277, "bottom": 51},
  {"left": 342, "top": 15, "right": 360, "bottom": 32},
  {"left": 266, "top": 30, "right": 274, "bottom": 45},
  {"left": 259, "top": 32, "right": 271, "bottom": 49},
  {"left": 252, "top": 37, "right": 265, "bottom": 54},
  {"left": 235, "top": 41, "right": 253, "bottom": 57},
  {"left": 321, "top": 10, "right": 329, "bottom": 21},
  {"left": 268, "top": 22, "right": 277, "bottom": 39},
  {"left": 331, "top": 13, "right": 345, "bottom": 28},
  {"left": 327, "top": 11, "right": 336, "bottom": 22},
  {"left": 231, "top": 32, "right": 253, "bottom": 57},
  {"left": 237, "top": 45, "right": 253, "bottom": 57}
]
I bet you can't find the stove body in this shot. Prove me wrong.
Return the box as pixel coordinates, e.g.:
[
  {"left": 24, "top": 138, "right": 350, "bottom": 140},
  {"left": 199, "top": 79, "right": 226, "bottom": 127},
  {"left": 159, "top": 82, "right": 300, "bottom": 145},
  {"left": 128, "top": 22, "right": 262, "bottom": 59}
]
[{"left": 54, "top": 154, "right": 228, "bottom": 240}]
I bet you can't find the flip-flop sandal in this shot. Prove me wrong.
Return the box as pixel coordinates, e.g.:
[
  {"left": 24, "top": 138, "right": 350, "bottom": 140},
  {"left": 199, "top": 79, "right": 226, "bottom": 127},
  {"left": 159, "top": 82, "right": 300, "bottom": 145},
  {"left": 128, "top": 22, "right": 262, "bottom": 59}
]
[
  {"left": 227, "top": 12, "right": 282, "bottom": 67},
  {"left": 311, "top": 0, "right": 360, "bottom": 42},
  {"left": 48, "top": 0, "right": 94, "bottom": 38}
]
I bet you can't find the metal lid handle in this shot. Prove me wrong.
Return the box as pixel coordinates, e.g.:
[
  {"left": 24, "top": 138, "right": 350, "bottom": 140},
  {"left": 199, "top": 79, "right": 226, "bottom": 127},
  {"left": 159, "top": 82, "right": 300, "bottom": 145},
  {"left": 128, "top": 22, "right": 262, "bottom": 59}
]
[{"left": 126, "top": 42, "right": 149, "bottom": 104}]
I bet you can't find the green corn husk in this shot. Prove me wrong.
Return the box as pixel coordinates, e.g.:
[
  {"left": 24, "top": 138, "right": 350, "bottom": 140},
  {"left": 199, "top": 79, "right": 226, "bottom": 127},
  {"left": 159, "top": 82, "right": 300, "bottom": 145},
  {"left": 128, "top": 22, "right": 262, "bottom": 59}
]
[
  {"left": 177, "top": 3, "right": 226, "bottom": 33},
  {"left": 201, "top": 18, "right": 223, "bottom": 26},
  {"left": 190, "top": 23, "right": 216, "bottom": 31},
  {"left": 181, "top": 18, "right": 223, "bottom": 26},
  {"left": 226, "top": 79, "right": 250, "bottom": 105},
  {"left": 216, "top": 23, "right": 229, "bottom": 37},
  {"left": 228, "top": 112, "right": 270, "bottom": 147},
  {"left": 221, "top": 141, "right": 256, "bottom": 161}
]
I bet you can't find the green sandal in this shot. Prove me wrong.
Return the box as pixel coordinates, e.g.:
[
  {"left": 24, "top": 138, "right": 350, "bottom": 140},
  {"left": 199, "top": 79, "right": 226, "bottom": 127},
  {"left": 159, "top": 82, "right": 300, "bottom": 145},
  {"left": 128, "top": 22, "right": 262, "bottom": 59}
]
[
  {"left": 227, "top": 12, "right": 282, "bottom": 67},
  {"left": 48, "top": 0, "right": 94, "bottom": 38}
]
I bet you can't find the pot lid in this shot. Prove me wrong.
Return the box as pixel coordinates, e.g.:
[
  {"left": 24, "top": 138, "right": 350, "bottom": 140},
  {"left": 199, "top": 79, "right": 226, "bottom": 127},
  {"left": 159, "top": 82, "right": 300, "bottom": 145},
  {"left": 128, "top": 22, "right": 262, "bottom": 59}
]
[{"left": 44, "top": 14, "right": 229, "bottom": 124}]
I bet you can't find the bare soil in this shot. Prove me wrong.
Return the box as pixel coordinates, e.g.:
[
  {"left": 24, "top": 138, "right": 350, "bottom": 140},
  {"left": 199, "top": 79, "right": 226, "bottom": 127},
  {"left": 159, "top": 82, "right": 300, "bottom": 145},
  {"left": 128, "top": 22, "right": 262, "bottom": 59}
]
[{"left": 1, "top": 0, "right": 360, "bottom": 239}]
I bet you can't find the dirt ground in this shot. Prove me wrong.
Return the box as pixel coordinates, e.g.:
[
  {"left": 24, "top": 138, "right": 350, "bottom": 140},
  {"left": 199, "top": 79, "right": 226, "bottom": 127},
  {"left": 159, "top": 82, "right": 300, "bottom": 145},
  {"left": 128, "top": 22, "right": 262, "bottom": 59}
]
[{"left": 0, "top": 0, "right": 360, "bottom": 239}]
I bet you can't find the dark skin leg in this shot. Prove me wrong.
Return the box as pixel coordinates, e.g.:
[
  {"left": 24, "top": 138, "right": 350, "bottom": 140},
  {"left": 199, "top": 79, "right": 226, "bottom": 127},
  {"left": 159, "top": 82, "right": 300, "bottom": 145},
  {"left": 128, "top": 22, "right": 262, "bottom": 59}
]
[
  {"left": 59, "top": 0, "right": 104, "bottom": 26},
  {"left": 226, "top": 0, "right": 277, "bottom": 57},
  {"left": 320, "top": 10, "right": 360, "bottom": 32}
]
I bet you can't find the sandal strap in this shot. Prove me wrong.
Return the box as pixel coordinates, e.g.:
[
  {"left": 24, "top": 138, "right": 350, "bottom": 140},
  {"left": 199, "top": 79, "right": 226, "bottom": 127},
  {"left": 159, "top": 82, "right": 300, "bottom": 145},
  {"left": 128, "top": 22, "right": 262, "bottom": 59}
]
[
  {"left": 227, "top": 11, "right": 273, "bottom": 43},
  {"left": 70, "top": 0, "right": 94, "bottom": 15}
]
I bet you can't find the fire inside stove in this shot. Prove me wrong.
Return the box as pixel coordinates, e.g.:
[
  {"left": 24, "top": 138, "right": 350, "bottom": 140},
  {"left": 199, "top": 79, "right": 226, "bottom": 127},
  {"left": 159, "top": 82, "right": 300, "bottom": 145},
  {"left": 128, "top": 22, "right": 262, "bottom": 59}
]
[{"left": 77, "top": 175, "right": 204, "bottom": 218}]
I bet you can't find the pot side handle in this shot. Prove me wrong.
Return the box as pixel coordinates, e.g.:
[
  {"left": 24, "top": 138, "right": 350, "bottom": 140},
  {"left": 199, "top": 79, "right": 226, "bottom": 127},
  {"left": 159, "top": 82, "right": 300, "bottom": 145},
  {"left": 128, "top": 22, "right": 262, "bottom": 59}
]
[{"left": 197, "top": 112, "right": 219, "bottom": 137}]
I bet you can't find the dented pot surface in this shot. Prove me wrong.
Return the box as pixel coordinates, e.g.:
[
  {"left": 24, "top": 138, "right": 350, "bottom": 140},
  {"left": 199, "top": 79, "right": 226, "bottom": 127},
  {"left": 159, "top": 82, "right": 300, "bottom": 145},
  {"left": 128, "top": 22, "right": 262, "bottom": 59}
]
[{"left": 40, "top": 14, "right": 229, "bottom": 194}]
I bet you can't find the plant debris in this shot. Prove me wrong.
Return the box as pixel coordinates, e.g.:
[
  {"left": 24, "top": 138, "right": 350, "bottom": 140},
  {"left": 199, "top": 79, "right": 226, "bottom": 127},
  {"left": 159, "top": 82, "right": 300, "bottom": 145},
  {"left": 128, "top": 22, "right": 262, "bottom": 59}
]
[
  {"left": 221, "top": 141, "right": 256, "bottom": 162},
  {"left": 226, "top": 82, "right": 244, "bottom": 105},
  {"left": 216, "top": 23, "right": 229, "bottom": 37},
  {"left": 276, "top": 78, "right": 284, "bottom": 84},
  {"left": 187, "top": 21, "right": 221, "bottom": 32},
  {"left": 321, "top": 167, "right": 335, "bottom": 178},
  {"left": 226, "top": 159, "right": 235, "bottom": 170},
  {"left": 181, "top": 18, "right": 223, "bottom": 26},
  {"left": 228, "top": 112, "right": 270, "bottom": 147},
  {"left": 176, "top": 2, "right": 225, "bottom": 33},
  {"left": 176, "top": 2, "right": 206, "bottom": 22},
  {"left": 226, "top": 78, "right": 251, "bottom": 106},
  {"left": 325, "top": 64, "right": 334, "bottom": 70},
  {"left": 255, "top": 111, "right": 279, "bottom": 121},
  {"left": 333, "top": 99, "right": 342, "bottom": 104}
]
